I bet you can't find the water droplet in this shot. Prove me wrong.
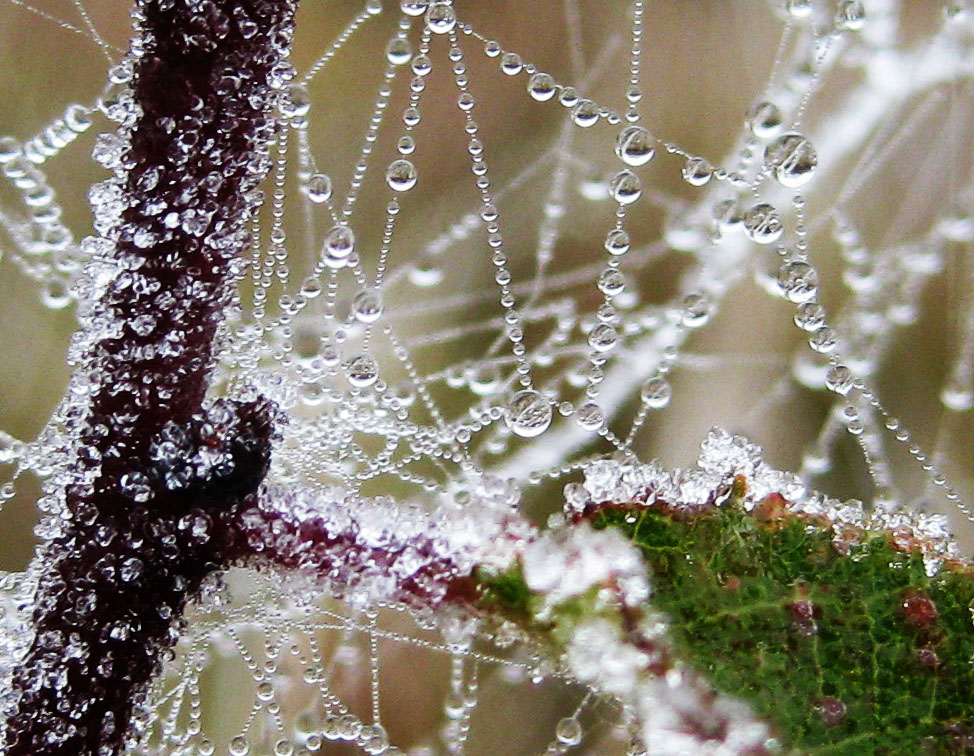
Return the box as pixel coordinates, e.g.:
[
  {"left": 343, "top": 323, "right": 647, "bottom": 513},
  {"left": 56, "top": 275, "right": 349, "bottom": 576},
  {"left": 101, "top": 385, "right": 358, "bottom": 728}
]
[
  {"left": 306, "top": 173, "right": 332, "bottom": 203},
  {"left": 468, "top": 363, "right": 501, "bottom": 395},
  {"left": 500, "top": 52, "right": 523, "bottom": 75},
  {"left": 504, "top": 390, "right": 552, "bottom": 438},
  {"left": 283, "top": 83, "right": 311, "bottom": 117},
  {"left": 640, "top": 376, "right": 672, "bottom": 408},
  {"left": 793, "top": 301, "right": 826, "bottom": 331},
  {"left": 351, "top": 288, "right": 384, "bottom": 324},
  {"left": 119, "top": 557, "right": 143, "bottom": 583},
  {"left": 713, "top": 198, "right": 743, "bottom": 230},
  {"left": 765, "top": 132, "right": 817, "bottom": 188},
  {"left": 836, "top": 0, "right": 865, "bottom": 30},
  {"left": 570, "top": 99, "right": 599, "bottom": 128},
  {"left": 386, "top": 37, "right": 412, "bottom": 66},
  {"left": 527, "top": 72, "right": 557, "bottom": 101},
  {"left": 556, "top": 716, "right": 582, "bottom": 746},
  {"left": 444, "top": 690, "right": 466, "bottom": 719},
  {"left": 682, "top": 156, "right": 712, "bottom": 186},
  {"left": 323, "top": 225, "right": 355, "bottom": 261},
  {"left": 386, "top": 158, "right": 418, "bottom": 192},
  {"left": 787, "top": 0, "right": 813, "bottom": 18},
  {"left": 609, "top": 170, "right": 641, "bottom": 205},
  {"left": 410, "top": 54, "right": 433, "bottom": 78},
  {"left": 426, "top": 2, "right": 457, "bottom": 34},
  {"left": 92, "top": 132, "right": 124, "bottom": 169},
  {"left": 808, "top": 325, "right": 837, "bottom": 354},
  {"left": 229, "top": 735, "right": 251, "bottom": 756},
  {"left": 575, "top": 402, "right": 604, "bottom": 431},
  {"left": 598, "top": 268, "right": 626, "bottom": 296},
  {"left": 64, "top": 104, "right": 92, "bottom": 133},
  {"left": 41, "top": 279, "right": 72, "bottom": 309},
  {"left": 588, "top": 323, "right": 618, "bottom": 353},
  {"left": 604, "top": 228, "right": 631, "bottom": 256},
  {"left": 0, "top": 136, "right": 20, "bottom": 163},
  {"left": 347, "top": 355, "right": 379, "bottom": 388},
  {"left": 401, "top": 0, "right": 428, "bottom": 16},
  {"left": 777, "top": 260, "right": 818, "bottom": 302},
  {"left": 746, "top": 101, "right": 783, "bottom": 139},
  {"left": 825, "top": 364, "right": 855, "bottom": 395},
  {"left": 941, "top": 381, "right": 973, "bottom": 412},
  {"left": 743, "top": 203, "right": 783, "bottom": 244},
  {"left": 680, "top": 293, "right": 712, "bottom": 328},
  {"left": 408, "top": 264, "right": 443, "bottom": 286},
  {"left": 614, "top": 125, "right": 655, "bottom": 167}
]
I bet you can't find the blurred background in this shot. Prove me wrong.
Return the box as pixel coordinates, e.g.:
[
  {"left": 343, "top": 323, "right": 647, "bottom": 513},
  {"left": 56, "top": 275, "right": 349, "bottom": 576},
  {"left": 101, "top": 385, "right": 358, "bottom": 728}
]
[{"left": 0, "top": 1, "right": 972, "bottom": 754}]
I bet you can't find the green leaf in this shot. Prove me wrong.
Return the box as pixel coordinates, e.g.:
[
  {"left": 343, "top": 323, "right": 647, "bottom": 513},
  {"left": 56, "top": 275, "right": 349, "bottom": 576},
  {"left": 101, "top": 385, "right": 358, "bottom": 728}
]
[{"left": 586, "top": 497, "right": 974, "bottom": 755}]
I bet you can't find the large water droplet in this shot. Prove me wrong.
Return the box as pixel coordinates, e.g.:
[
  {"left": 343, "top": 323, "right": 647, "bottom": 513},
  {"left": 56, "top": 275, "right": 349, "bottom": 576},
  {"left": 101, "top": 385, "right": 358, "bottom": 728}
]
[
  {"left": 426, "top": 2, "right": 457, "bottom": 34},
  {"left": 556, "top": 717, "right": 582, "bottom": 746},
  {"left": 386, "top": 37, "right": 412, "bottom": 66},
  {"left": 500, "top": 52, "right": 523, "bottom": 75},
  {"left": 640, "top": 376, "right": 672, "bottom": 408},
  {"left": 794, "top": 301, "right": 826, "bottom": 331},
  {"left": 825, "top": 364, "right": 855, "bottom": 395},
  {"left": 386, "top": 159, "right": 418, "bottom": 192},
  {"left": 604, "top": 228, "right": 631, "bottom": 256},
  {"left": 504, "top": 390, "right": 552, "bottom": 438},
  {"left": 570, "top": 99, "right": 599, "bottom": 128},
  {"left": 598, "top": 268, "right": 626, "bottom": 296},
  {"left": 575, "top": 402, "right": 604, "bottom": 431},
  {"left": 351, "top": 288, "right": 384, "bottom": 324},
  {"left": 743, "top": 203, "right": 783, "bottom": 244},
  {"left": 401, "top": 0, "right": 428, "bottom": 16},
  {"left": 527, "top": 72, "right": 557, "bottom": 102},
  {"left": 777, "top": 260, "right": 818, "bottom": 302},
  {"left": 609, "top": 170, "right": 641, "bottom": 205},
  {"left": 347, "top": 355, "right": 379, "bottom": 388},
  {"left": 746, "top": 101, "right": 783, "bottom": 139},
  {"left": 682, "top": 156, "right": 712, "bottom": 186},
  {"left": 614, "top": 125, "right": 655, "bottom": 167},
  {"left": 765, "top": 132, "right": 817, "bottom": 188},
  {"left": 323, "top": 225, "right": 355, "bottom": 260},
  {"left": 588, "top": 323, "right": 618, "bottom": 353},
  {"left": 836, "top": 0, "right": 865, "bottom": 30},
  {"left": 306, "top": 173, "right": 332, "bottom": 203}
]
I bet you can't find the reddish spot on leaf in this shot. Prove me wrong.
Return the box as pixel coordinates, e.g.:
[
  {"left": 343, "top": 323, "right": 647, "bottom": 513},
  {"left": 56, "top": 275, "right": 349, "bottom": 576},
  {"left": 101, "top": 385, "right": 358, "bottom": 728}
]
[
  {"left": 720, "top": 574, "right": 740, "bottom": 592},
  {"left": 916, "top": 647, "right": 940, "bottom": 670},
  {"left": 816, "top": 697, "right": 848, "bottom": 728},
  {"left": 753, "top": 493, "right": 789, "bottom": 522},
  {"left": 902, "top": 588, "right": 938, "bottom": 628}
]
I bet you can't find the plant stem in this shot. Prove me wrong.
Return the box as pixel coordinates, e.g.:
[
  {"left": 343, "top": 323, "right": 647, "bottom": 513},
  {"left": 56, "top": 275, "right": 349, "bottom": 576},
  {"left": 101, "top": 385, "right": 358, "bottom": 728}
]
[{"left": 2, "top": 1, "right": 296, "bottom": 753}]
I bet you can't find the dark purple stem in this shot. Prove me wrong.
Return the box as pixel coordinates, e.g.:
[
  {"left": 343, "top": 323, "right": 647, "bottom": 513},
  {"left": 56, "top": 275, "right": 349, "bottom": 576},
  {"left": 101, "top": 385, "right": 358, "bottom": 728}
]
[{"left": 2, "top": 1, "right": 296, "bottom": 753}]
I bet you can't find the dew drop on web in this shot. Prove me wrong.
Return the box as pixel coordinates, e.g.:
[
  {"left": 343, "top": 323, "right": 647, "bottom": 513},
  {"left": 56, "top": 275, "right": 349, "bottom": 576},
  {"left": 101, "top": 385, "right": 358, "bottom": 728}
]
[
  {"left": 504, "top": 390, "right": 553, "bottom": 438},
  {"left": 386, "top": 158, "right": 418, "bottom": 192},
  {"left": 615, "top": 125, "right": 655, "bottom": 167},
  {"left": 765, "top": 132, "right": 817, "bottom": 188},
  {"left": 425, "top": 2, "right": 457, "bottom": 34}
]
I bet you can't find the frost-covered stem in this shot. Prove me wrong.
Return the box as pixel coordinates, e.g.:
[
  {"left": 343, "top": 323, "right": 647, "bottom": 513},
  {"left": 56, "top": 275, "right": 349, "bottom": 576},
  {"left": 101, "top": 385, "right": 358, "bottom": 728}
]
[
  {"left": 235, "top": 484, "right": 775, "bottom": 756},
  {"left": 2, "top": 1, "right": 297, "bottom": 754}
]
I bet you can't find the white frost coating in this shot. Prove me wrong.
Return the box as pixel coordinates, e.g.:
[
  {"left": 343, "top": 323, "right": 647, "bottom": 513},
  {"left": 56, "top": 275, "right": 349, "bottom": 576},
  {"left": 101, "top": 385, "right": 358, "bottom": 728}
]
[
  {"left": 566, "top": 427, "right": 960, "bottom": 572},
  {"left": 522, "top": 522, "right": 650, "bottom": 612},
  {"left": 565, "top": 619, "right": 772, "bottom": 756}
]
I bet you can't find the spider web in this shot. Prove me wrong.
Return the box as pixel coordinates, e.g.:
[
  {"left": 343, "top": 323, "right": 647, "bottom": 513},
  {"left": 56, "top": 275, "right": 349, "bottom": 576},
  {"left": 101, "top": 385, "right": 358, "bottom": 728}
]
[{"left": 0, "top": 1, "right": 972, "bottom": 755}]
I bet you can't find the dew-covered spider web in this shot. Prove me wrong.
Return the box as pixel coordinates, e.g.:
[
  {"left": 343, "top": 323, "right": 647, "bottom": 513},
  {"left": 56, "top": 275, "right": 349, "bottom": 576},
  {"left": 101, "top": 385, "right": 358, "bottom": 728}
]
[{"left": 0, "top": 0, "right": 973, "bottom": 754}]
